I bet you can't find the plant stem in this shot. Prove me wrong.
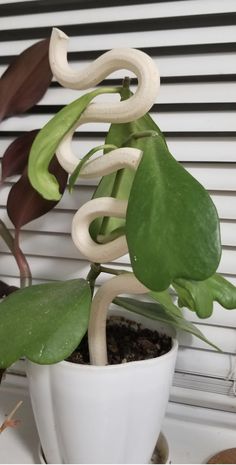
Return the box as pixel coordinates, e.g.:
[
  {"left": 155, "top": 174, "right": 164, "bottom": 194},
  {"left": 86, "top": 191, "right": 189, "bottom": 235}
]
[
  {"left": 100, "top": 265, "right": 127, "bottom": 276},
  {"left": 0, "top": 220, "right": 32, "bottom": 288},
  {"left": 14, "top": 230, "right": 32, "bottom": 288},
  {"left": 86, "top": 263, "right": 101, "bottom": 296},
  {"left": 0, "top": 219, "right": 15, "bottom": 252},
  {"left": 98, "top": 168, "right": 125, "bottom": 239},
  {"left": 122, "top": 130, "right": 158, "bottom": 147},
  {"left": 119, "top": 76, "right": 131, "bottom": 100},
  {"left": 86, "top": 263, "right": 127, "bottom": 295},
  {"left": 97, "top": 226, "right": 126, "bottom": 244},
  {"left": 122, "top": 76, "right": 131, "bottom": 89}
]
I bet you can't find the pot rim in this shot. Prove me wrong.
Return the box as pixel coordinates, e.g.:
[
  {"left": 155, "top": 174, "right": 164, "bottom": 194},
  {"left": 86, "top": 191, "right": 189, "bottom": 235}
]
[{"left": 27, "top": 309, "right": 178, "bottom": 372}]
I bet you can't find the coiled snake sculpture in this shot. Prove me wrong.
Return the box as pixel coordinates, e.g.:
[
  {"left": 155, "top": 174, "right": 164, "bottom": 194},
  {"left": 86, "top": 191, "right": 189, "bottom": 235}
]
[{"left": 49, "top": 28, "right": 160, "bottom": 365}]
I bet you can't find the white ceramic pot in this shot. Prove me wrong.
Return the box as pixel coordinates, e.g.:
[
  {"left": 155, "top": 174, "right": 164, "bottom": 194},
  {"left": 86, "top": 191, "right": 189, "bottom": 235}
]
[
  {"left": 27, "top": 309, "right": 178, "bottom": 464},
  {"left": 38, "top": 431, "right": 171, "bottom": 464}
]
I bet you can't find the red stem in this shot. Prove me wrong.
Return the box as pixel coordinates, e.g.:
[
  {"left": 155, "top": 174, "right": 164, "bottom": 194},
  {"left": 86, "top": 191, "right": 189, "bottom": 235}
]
[{"left": 14, "top": 229, "right": 32, "bottom": 288}]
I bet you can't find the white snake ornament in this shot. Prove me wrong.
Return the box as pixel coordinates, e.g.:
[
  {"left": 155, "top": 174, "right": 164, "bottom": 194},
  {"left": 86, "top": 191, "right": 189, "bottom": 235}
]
[{"left": 49, "top": 28, "right": 160, "bottom": 365}]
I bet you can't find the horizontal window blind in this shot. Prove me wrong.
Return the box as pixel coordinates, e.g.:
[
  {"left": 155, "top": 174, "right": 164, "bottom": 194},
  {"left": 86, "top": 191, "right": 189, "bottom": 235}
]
[{"left": 0, "top": 0, "right": 236, "bottom": 409}]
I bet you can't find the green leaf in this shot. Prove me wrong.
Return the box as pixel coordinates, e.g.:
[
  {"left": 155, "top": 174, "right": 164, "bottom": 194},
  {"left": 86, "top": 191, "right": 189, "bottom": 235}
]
[
  {"left": 114, "top": 296, "right": 220, "bottom": 351},
  {"left": 149, "top": 289, "right": 182, "bottom": 318},
  {"left": 28, "top": 87, "right": 120, "bottom": 201},
  {"left": 90, "top": 88, "right": 166, "bottom": 242},
  {"left": 0, "top": 279, "right": 91, "bottom": 368},
  {"left": 68, "top": 144, "right": 117, "bottom": 192},
  {"left": 173, "top": 274, "right": 236, "bottom": 318},
  {"left": 126, "top": 134, "right": 221, "bottom": 292}
]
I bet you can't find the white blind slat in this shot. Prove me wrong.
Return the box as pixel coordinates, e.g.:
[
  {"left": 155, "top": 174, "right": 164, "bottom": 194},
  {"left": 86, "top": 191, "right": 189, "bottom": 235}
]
[
  {"left": 2, "top": 0, "right": 236, "bottom": 31},
  {"left": 0, "top": 210, "right": 235, "bottom": 247},
  {"left": 2, "top": 53, "right": 236, "bottom": 78},
  {"left": 0, "top": 246, "right": 236, "bottom": 280},
  {"left": 1, "top": 136, "right": 236, "bottom": 164},
  {"left": 0, "top": 111, "right": 235, "bottom": 133},
  {"left": 1, "top": 24, "right": 236, "bottom": 56},
  {"left": 35, "top": 83, "right": 236, "bottom": 106},
  {"left": 0, "top": 185, "right": 235, "bottom": 220},
  {"left": 176, "top": 349, "right": 232, "bottom": 379}
]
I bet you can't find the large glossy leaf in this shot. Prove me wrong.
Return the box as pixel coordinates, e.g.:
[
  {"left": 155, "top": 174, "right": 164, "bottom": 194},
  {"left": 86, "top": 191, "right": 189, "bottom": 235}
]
[
  {"left": 7, "top": 156, "right": 68, "bottom": 230},
  {"left": 126, "top": 134, "right": 221, "bottom": 292},
  {"left": 0, "top": 39, "right": 52, "bottom": 121},
  {"left": 1, "top": 130, "right": 39, "bottom": 182},
  {"left": 28, "top": 87, "right": 120, "bottom": 201},
  {"left": 0, "top": 279, "right": 91, "bottom": 368},
  {"left": 114, "top": 296, "right": 220, "bottom": 351},
  {"left": 173, "top": 274, "right": 236, "bottom": 318},
  {"left": 90, "top": 87, "right": 165, "bottom": 242}
]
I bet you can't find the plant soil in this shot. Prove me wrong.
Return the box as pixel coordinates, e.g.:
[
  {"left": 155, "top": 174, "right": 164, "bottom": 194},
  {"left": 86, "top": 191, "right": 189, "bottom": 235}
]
[{"left": 67, "top": 316, "right": 172, "bottom": 365}]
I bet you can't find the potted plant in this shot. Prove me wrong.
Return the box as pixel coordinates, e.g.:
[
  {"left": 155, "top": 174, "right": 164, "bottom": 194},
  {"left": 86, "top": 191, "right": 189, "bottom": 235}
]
[{"left": 0, "top": 28, "right": 236, "bottom": 464}]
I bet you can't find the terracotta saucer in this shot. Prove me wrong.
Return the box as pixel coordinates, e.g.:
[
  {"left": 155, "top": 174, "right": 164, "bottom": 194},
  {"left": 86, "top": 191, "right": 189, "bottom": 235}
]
[{"left": 207, "top": 448, "right": 236, "bottom": 464}]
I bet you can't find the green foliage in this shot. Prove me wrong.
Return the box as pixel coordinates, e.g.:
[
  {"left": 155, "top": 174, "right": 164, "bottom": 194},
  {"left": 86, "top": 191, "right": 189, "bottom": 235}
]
[
  {"left": 0, "top": 279, "right": 91, "bottom": 368},
  {"left": 90, "top": 88, "right": 165, "bottom": 242},
  {"left": 126, "top": 133, "right": 221, "bottom": 291},
  {"left": 68, "top": 144, "right": 118, "bottom": 192},
  {"left": 114, "top": 295, "right": 220, "bottom": 351},
  {"left": 149, "top": 289, "right": 183, "bottom": 318},
  {"left": 173, "top": 274, "right": 236, "bottom": 318},
  {"left": 28, "top": 87, "right": 121, "bottom": 201},
  {"left": 7, "top": 63, "right": 236, "bottom": 366}
]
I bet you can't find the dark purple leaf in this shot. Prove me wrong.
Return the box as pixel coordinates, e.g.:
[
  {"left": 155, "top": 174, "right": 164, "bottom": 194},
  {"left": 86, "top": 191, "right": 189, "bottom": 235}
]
[
  {"left": 7, "top": 157, "right": 68, "bottom": 230},
  {"left": 0, "top": 39, "right": 52, "bottom": 121},
  {"left": 1, "top": 130, "right": 39, "bottom": 182},
  {"left": 0, "top": 280, "right": 19, "bottom": 298},
  {"left": 0, "top": 370, "right": 5, "bottom": 383}
]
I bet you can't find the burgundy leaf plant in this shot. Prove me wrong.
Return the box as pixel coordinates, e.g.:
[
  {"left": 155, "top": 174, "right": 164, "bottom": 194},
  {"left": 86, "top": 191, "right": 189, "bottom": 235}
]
[{"left": 0, "top": 38, "right": 67, "bottom": 293}]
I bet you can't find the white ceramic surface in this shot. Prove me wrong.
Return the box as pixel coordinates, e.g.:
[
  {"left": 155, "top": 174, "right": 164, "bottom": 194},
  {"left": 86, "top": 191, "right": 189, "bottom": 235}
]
[
  {"left": 27, "top": 309, "right": 178, "bottom": 464},
  {"left": 38, "top": 432, "right": 171, "bottom": 464}
]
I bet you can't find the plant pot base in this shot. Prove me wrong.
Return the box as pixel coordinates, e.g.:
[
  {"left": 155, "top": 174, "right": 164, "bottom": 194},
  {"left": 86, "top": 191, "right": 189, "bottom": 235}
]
[{"left": 38, "top": 431, "right": 170, "bottom": 464}]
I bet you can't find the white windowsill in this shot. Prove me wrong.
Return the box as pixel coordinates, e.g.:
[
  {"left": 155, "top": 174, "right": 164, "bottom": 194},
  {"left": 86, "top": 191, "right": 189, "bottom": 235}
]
[{"left": 0, "top": 375, "right": 235, "bottom": 464}]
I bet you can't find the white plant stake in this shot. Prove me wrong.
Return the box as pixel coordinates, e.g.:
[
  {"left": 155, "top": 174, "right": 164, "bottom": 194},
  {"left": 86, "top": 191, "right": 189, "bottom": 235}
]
[
  {"left": 50, "top": 28, "right": 160, "bottom": 365},
  {"left": 49, "top": 27, "right": 160, "bottom": 173},
  {"left": 88, "top": 273, "right": 149, "bottom": 365},
  {"left": 71, "top": 147, "right": 142, "bottom": 263}
]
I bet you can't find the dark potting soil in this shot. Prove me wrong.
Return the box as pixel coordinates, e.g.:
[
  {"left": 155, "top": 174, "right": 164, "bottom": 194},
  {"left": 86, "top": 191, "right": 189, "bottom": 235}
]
[{"left": 67, "top": 317, "right": 172, "bottom": 365}]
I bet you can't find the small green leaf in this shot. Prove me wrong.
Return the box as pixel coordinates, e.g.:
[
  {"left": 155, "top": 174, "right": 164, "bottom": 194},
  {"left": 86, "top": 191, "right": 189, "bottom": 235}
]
[
  {"left": 68, "top": 144, "right": 117, "bottom": 192},
  {"left": 149, "top": 289, "right": 182, "bottom": 318},
  {"left": 114, "top": 296, "right": 220, "bottom": 351},
  {"left": 28, "top": 87, "right": 120, "bottom": 201},
  {"left": 0, "top": 279, "right": 91, "bottom": 368},
  {"left": 174, "top": 274, "right": 236, "bottom": 318},
  {"left": 126, "top": 134, "right": 221, "bottom": 291}
]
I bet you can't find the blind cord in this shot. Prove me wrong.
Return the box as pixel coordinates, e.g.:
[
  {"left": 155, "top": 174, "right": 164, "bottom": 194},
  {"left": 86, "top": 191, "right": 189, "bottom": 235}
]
[{"left": 225, "top": 355, "right": 236, "bottom": 396}]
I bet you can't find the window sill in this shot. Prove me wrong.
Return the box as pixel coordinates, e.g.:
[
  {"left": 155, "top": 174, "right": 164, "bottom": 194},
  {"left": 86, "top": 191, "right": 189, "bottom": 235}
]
[{"left": 0, "top": 374, "right": 235, "bottom": 464}]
